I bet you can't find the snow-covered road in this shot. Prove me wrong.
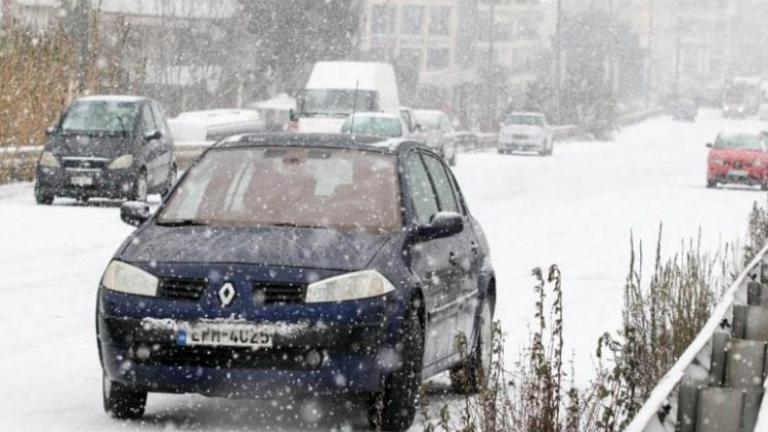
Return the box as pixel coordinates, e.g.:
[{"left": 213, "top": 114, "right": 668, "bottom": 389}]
[{"left": 1, "top": 110, "right": 765, "bottom": 431}]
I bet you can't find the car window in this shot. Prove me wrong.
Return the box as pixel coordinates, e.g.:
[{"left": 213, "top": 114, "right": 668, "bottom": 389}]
[
  {"left": 440, "top": 114, "right": 452, "bottom": 133},
  {"left": 158, "top": 147, "right": 402, "bottom": 234},
  {"left": 142, "top": 104, "right": 157, "bottom": 133},
  {"left": 422, "top": 153, "right": 460, "bottom": 214},
  {"left": 405, "top": 152, "right": 439, "bottom": 224},
  {"left": 341, "top": 115, "right": 403, "bottom": 138},
  {"left": 445, "top": 167, "right": 467, "bottom": 215},
  {"left": 59, "top": 100, "right": 138, "bottom": 135}
]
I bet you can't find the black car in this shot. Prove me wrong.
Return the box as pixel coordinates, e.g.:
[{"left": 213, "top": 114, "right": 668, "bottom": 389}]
[
  {"left": 672, "top": 98, "right": 698, "bottom": 122},
  {"left": 98, "top": 134, "right": 495, "bottom": 431},
  {"left": 35, "top": 95, "right": 176, "bottom": 204}
]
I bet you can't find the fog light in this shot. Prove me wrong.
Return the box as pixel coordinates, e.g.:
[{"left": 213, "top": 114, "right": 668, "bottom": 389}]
[
  {"left": 305, "top": 350, "right": 323, "bottom": 368},
  {"left": 136, "top": 344, "right": 151, "bottom": 360}
]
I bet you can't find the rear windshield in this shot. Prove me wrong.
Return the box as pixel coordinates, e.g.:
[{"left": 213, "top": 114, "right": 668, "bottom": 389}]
[
  {"left": 60, "top": 101, "right": 138, "bottom": 134},
  {"left": 504, "top": 115, "right": 544, "bottom": 126},
  {"left": 341, "top": 116, "right": 402, "bottom": 138},
  {"left": 715, "top": 133, "right": 764, "bottom": 150},
  {"left": 158, "top": 147, "right": 401, "bottom": 234},
  {"left": 301, "top": 89, "right": 379, "bottom": 117}
]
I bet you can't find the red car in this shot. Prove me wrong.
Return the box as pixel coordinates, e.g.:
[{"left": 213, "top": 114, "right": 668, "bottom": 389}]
[{"left": 707, "top": 132, "right": 768, "bottom": 190}]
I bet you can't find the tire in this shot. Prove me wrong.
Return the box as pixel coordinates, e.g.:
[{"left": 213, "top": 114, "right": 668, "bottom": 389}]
[
  {"left": 103, "top": 375, "right": 146, "bottom": 419},
  {"left": 761, "top": 182, "right": 768, "bottom": 192},
  {"left": 368, "top": 303, "right": 424, "bottom": 432},
  {"left": 450, "top": 301, "right": 493, "bottom": 394},
  {"left": 35, "top": 185, "right": 54, "bottom": 205},
  {"left": 132, "top": 170, "right": 148, "bottom": 202},
  {"left": 706, "top": 179, "right": 717, "bottom": 189},
  {"left": 161, "top": 164, "right": 177, "bottom": 198}
]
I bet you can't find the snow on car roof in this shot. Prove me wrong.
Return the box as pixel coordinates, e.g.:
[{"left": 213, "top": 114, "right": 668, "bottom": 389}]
[
  {"left": 76, "top": 95, "right": 146, "bottom": 103},
  {"left": 216, "top": 133, "right": 416, "bottom": 154}
]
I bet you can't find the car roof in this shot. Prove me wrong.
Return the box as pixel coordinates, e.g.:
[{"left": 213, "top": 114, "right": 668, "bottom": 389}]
[
  {"left": 347, "top": 111, "right": 401, "bottom": 120},
  {"left": 719, "top": 130, "right": 762, "bottom": 137},
  {"left": 76, "top": 95, "right": 147, "bottom": 104},
  {"left": 214, "top": 133, "right": 423, "bottom": 155}
]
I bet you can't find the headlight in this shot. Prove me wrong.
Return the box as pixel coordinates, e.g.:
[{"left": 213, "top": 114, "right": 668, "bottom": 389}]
[
  {"left": 305, "top": 270, "right": 395, "bottom": 303},
  {"left": 108, "top": 154, "right": 134, "bottom": 170},
  {"left": 101, "top": 260, "right": 159, "bottom": 297},
  {"left": 39, "top": 151, "right": 59, "bottom": 168},
  {"left": 711, "top": 158, "right": 725, "bottom": 165}
]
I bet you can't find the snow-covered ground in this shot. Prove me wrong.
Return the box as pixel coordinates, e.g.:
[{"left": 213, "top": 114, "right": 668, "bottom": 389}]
[{"left": 0, "top": 110, "right": 765, "bottom": 431}]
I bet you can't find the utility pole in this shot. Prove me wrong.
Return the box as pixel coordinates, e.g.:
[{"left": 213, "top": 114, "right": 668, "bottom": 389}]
[
  {"left": 646, "top": 0, "right": 654, "bottom": 108},
  {"left": 554, "top": 0, "right": 563, "bottom": 124},
  {"left": 485, "top": 0, "right": 496, "bottom": 131}
]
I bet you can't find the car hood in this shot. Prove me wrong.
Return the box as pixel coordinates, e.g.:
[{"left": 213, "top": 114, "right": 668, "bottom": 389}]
[
  {"left": 709, "top": 147, "right": 766, "bottom": 162},
  {"left": 119, "top": 224, "right": 393, "bottom": 271},
  {"left": 298, "top": 117, "right": 347, "bottom": 134},
  {"left": 47, "top": 133, "right": 132, "bottom": 159},
  {"left": 500, "top": 125, "right": 544, "bottom": 136}
]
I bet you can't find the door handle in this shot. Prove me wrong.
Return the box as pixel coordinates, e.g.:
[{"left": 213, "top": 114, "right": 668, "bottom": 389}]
[{"left": 449, "top": 251, "right": 458, "bottom": 266}]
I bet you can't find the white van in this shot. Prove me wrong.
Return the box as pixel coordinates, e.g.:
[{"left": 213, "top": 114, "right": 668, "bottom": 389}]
[{"left": 294, "top": 62, "right": 400, "bottom": 133}]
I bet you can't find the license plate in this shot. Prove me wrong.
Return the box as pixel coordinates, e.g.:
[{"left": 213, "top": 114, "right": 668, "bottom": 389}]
[
  {"left": 729, "top": 170, "right": 748, "bottom": 177},
  {"left": 176, "top": 323, "right": 274, "bottom": 349},
  {"left": 70, "top": 176, "right": 93, "bottom": 186}
]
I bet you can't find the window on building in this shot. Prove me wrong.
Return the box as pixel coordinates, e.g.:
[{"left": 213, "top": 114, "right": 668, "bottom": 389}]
[
  {"left": 371, "top": 4, "right": 395, "bottom": 35},
  {"left": 428, "top": 48, "right": 450, "bottom": 70},
  {"left": 402, "top": 5, "right": 423, "bottom": 35},
  {"left": 429, "top": 6, "right": 451, "bottom": 36}
]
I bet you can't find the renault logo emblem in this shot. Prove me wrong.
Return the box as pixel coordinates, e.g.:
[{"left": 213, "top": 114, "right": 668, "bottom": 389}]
[{"left": 218, "top": 283, "right": 236, "bottom": 308}]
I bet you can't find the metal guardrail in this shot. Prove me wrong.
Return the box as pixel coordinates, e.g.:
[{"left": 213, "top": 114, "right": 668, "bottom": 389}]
[{"left": 626, "top": 245, "right": 768, "bottom": 432}]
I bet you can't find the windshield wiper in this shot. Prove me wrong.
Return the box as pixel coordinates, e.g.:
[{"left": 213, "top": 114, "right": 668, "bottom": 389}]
[{"left": 156, "top": 219, "right": 210, "bottom": 227}]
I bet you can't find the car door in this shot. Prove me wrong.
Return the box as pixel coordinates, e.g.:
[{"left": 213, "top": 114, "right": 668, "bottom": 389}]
[
  {"left": 150, "top": 101, "right": 174, "bottom": 181},
  {"left": 405, "top": 151, "right": 462, "bottom": 365},
  {"left": 421, "top": 153, "right": 478, "bottom": 351},
  {"left": 140, "top": 103, "right": 163, "bottom": 188}
]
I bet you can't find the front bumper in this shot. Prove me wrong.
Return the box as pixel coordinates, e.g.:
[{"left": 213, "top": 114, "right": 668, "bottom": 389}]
[
  {"left": 36, "top": 166, "right": 137, "bottom": 199},
  {"left": 708, "top": 165, "right": 767, "bottom": 186},
  {"left": 98, "top": 294, "right": 402, "bottom": 397},
  {"left": 498, "top": 138, "right": 545, "bottom": 152}
]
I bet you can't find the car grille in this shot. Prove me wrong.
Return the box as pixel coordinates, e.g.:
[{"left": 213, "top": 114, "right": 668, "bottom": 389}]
[
  {"left": 252, "top": 282, "right": 306, "bottom": 305},
  {"left": 731, "top": 161, "right": 744, "bottom": 169},
  {"left": 62, "top": 158, "right": 108, "bottom": 171},
  {"left": 159, "top": 278, "right": 208, "bottom": 301}
]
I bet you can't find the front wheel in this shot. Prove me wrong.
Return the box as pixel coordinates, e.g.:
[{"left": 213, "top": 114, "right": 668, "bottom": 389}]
[
  {"left": 706, "top": 179, "right": 717, "bottom": 189},
  {"left": 450, "top": 301, "right": 493, "bottom": 394},
  {"left": 368, "top": 304, "right": 423, "bottom": 432},
  {"left": 35, "top": 185, "right": 54, "bottom": 205},
  {"left": 103, "top": 375, "right": 146, "bottom": 419}
]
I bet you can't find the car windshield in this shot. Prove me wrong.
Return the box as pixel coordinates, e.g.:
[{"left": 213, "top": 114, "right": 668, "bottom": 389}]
[
  {"left": 504, "top": 115, "right": 544, "bottom": 126},
  {"left": 301, "top": 89, "right": 379, "bottom": 117},
  {"left": 341, "top": 116, "right": 402, "bottom": 138},
  {"left": 60, "top": 101, "right": 138, "bottom": 134},
  {"left": 157, "top": 147, "right": 401, "bottom": 234},
  {"left": 715, "top": 133, "right": 765, "bottom": 150}
]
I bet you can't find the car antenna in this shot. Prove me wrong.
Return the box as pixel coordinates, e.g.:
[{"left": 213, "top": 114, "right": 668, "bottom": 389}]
[{"left": 350, "top": 80, "right": 359, "bottom": 135}]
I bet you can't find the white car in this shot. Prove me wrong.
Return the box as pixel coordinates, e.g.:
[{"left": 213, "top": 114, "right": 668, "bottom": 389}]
[
  {"left": 340, "top": 112, "right": 410, "bottom": 139},
  {"left": 412, "top": 110, "right": 459, "bottom": 166},
  {"left": 497, "top": 112, "right": 554, "bottom": 156},
  {"left": 168, "top": 109, "right": 263, "bottom": 145}
]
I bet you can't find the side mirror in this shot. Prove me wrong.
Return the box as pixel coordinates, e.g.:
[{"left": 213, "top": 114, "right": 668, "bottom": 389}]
[
  {"left": 705, "top": 143, "right": 713, "bottom": 148},
  {"left": 415, "top": 211, "right": 464, "bottom": 241},
  {"left": 45, "top": 126, "right": 56, "bottom": 136},
  {"left": 120, "top": 201, "right": 150, "bottom": 227},
  {"left": 144, "top": 130, "right": 162, "bottom": 141},
  {"left": 289, "top": 109, "right": 299, "bottom": 122}
]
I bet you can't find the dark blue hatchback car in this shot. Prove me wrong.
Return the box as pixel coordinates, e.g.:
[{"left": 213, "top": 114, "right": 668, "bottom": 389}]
[{"left": 97, "top": 133, "right": 495, "bottom": 431}]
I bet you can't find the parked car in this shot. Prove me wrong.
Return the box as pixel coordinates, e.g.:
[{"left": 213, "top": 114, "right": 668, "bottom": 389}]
[
  {"left": 340, "top": 112, "right": 410, "bottom": 138},
  {"left": 168, "top": 109, "right": 263, "bottom": 145},
  {"left": 412, "top": 109, "right": 459, "bottom": 165},
  {"left": 35, "top": 95, "right": 176, "bottom": 204},
  {"left": 706, "top": 131, "right": 768, "bottom": 190},
  {"left": 497, "top": 112, "right": 554, "bottom": 156},
  {"left": 97, "top": 133, "right": 495, "bottom": 431},
  {"left": 671, "top": 98, "right": 698, "bottom": 122}
]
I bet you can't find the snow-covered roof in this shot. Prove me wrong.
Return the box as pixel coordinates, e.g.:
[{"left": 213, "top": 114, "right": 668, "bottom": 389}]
[
  {"left": 76, "top": 95, "right": 146, "bottom": 103},
  {"left": 252, "top": 94, "right": 296, "bottom": 111}
]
